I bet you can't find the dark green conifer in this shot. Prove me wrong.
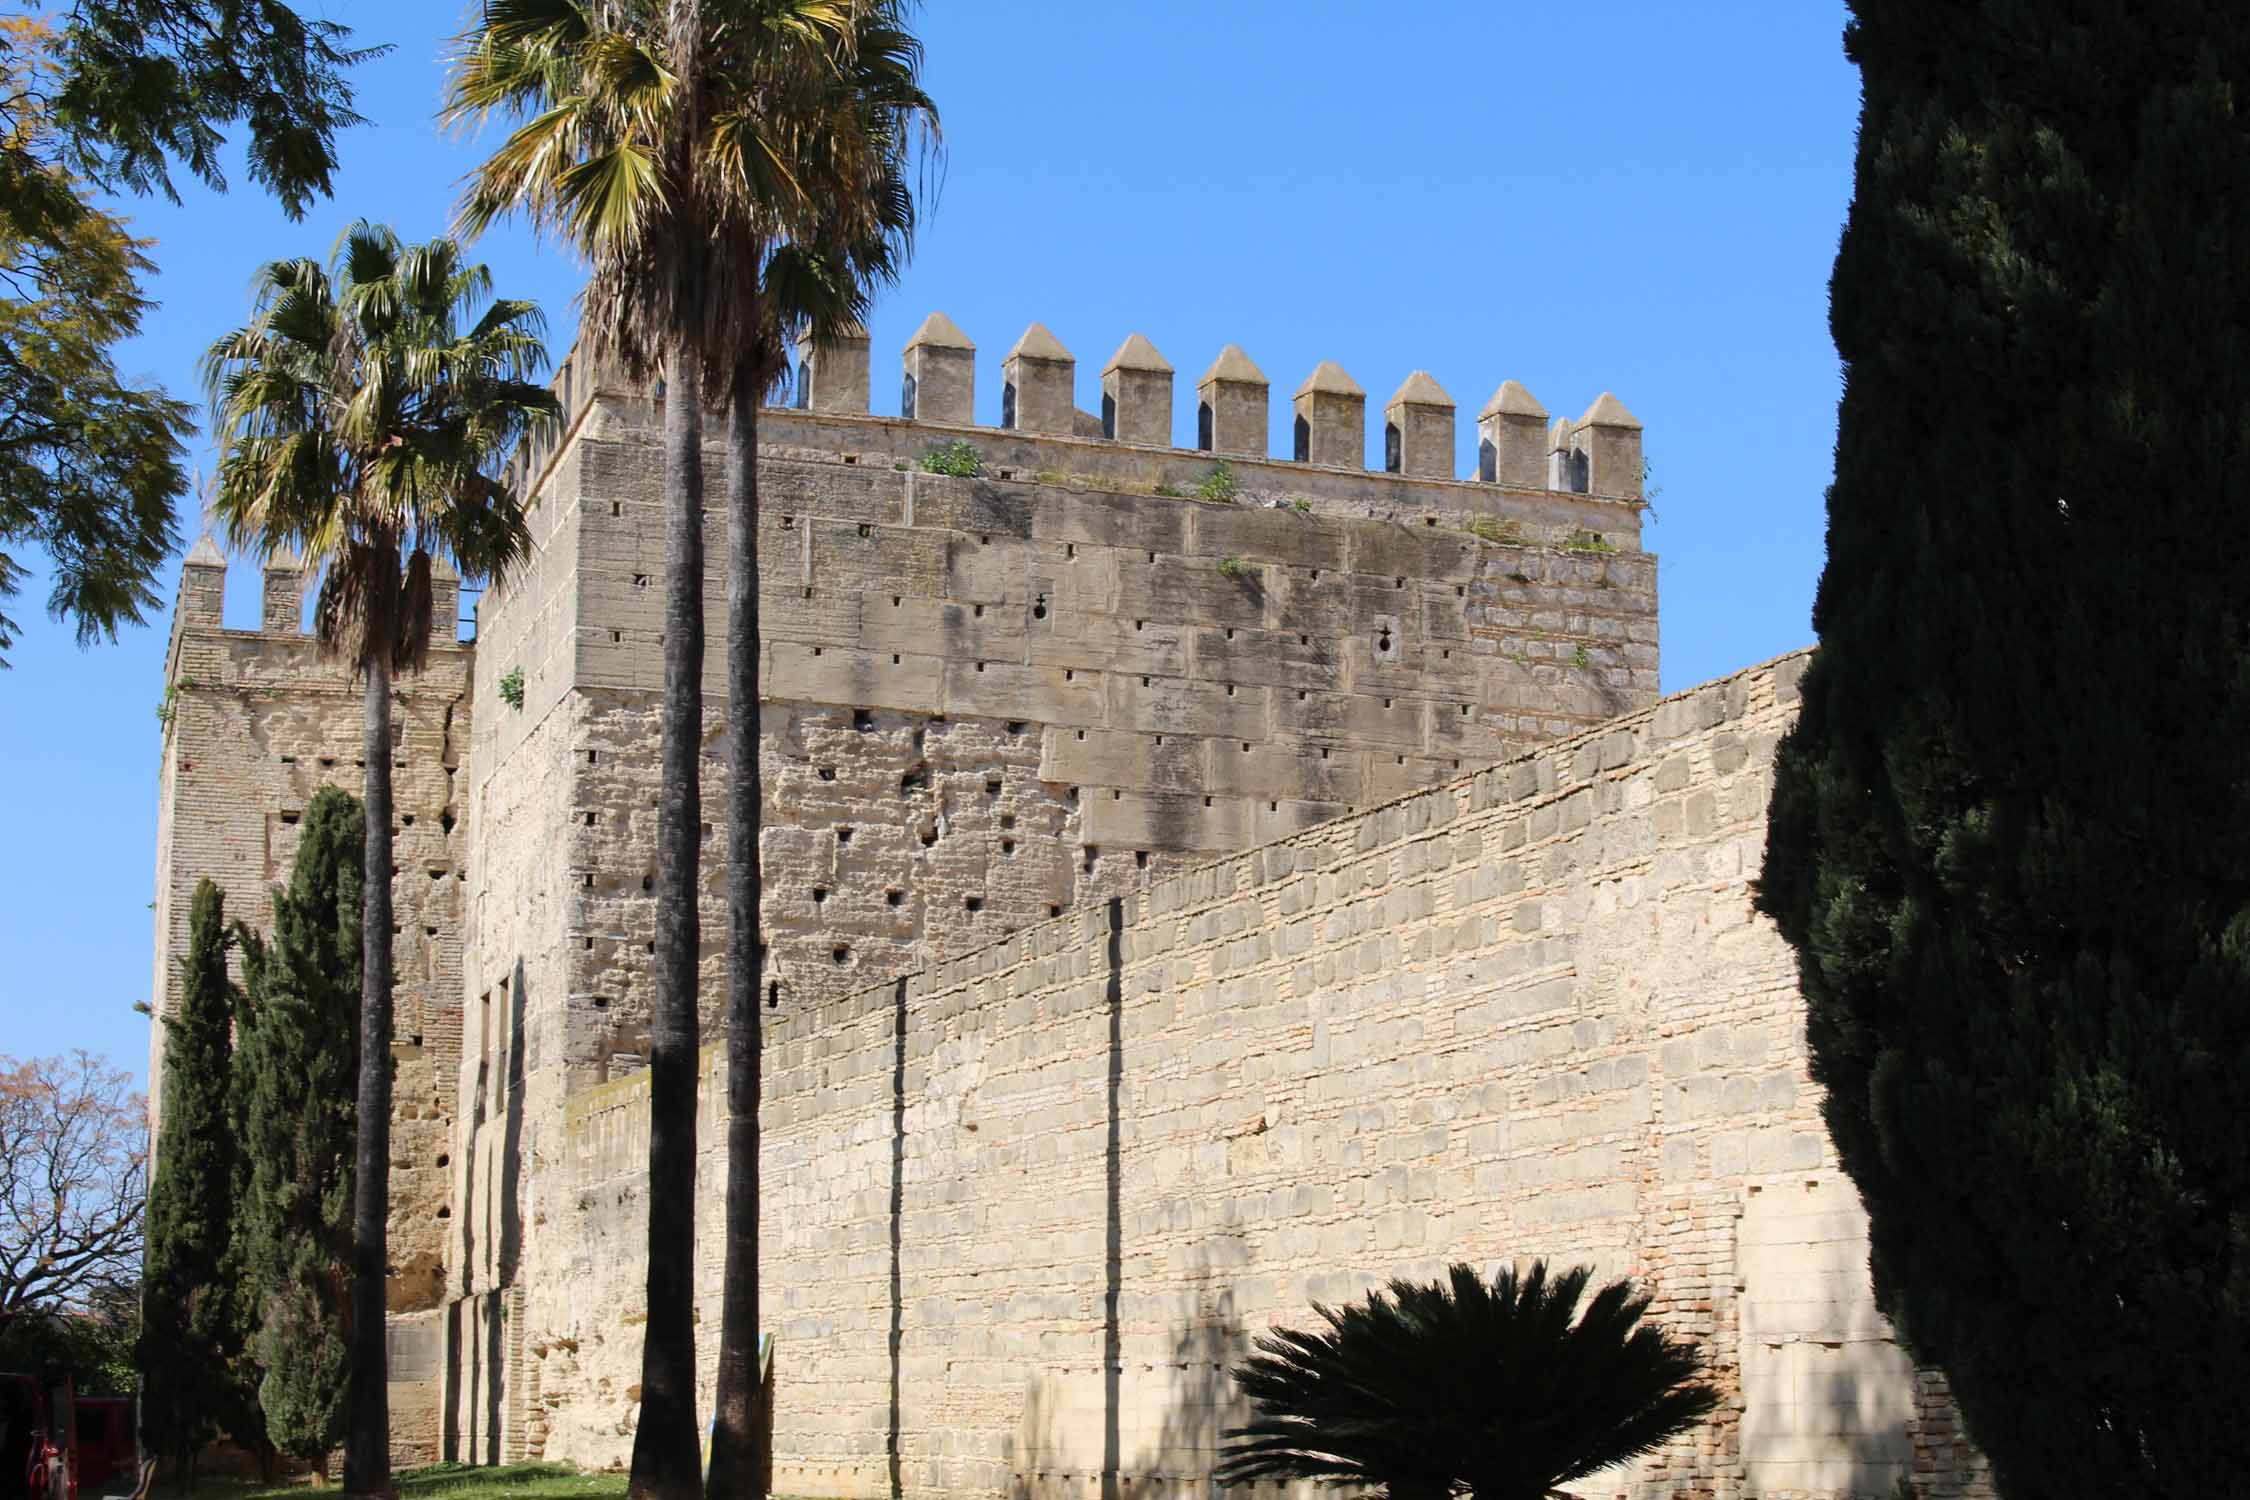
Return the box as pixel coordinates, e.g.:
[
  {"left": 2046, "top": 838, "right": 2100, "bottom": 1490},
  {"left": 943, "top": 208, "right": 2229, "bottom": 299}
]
[
  {"left": 1759, "top": 6, "right": 2250, "bottom": 1494},
  {"left": 234, "top": 787, "right": 360, "bottom": 1468},
  {"left": 140, "top": 879, "right": 248, "bottom": 1470}
]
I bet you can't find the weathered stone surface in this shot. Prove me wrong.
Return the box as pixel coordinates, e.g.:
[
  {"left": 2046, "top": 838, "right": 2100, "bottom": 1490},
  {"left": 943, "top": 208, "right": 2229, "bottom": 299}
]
[
  {"left": 533, "top": 653, "right": 1988, "bottom": 1500},
  {"left": 149, "top": 333, "right": 1983, "bottom": 1499}
]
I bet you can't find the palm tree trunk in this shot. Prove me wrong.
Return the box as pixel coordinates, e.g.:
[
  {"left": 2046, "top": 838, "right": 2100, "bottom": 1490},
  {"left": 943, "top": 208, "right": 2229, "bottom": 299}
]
[
  {"left": 344, "top": 543, "right": 398, "bottom": 1497},
  {"left": 708, "top": 361, "right": 766, "bottom": 1500},
  {"left": 629, "top": 340, "right": 707, "bottom": 1500}
]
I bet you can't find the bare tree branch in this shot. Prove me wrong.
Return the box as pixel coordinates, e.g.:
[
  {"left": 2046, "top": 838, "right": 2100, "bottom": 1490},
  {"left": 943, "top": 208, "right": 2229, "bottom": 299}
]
[{"left": 0, "top": 1051, "right": 146, "bottom": 1333}]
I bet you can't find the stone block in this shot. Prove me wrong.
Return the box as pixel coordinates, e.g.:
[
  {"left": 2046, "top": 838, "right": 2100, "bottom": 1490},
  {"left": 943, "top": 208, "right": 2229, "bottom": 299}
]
[
  {"left": 1037, "top": 727, "right": 1202, "bottom": 794},
  {"left": 1273, "top": 688, "right": 1428, "bottom": 754}
]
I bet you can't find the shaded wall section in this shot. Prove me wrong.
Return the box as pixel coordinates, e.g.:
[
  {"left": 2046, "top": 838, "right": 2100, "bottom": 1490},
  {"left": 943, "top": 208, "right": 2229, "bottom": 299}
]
[{"left": 547, "top": 653, "right": 1990, "bottom": 1500}]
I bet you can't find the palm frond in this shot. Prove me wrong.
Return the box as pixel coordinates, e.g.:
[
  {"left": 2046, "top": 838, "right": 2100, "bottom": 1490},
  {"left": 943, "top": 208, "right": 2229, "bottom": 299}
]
[{"left": 205, "top": 223, "right": 556, "bottom": 668}]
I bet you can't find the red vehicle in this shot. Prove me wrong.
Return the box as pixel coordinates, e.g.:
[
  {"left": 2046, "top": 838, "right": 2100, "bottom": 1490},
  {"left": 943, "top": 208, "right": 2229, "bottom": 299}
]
[
  {"left": 1, "top": 1370, "right": 74, "bottom": 1500},
  {"left": 67, "top": 1401, "right": 130, "bottom": 1497}
]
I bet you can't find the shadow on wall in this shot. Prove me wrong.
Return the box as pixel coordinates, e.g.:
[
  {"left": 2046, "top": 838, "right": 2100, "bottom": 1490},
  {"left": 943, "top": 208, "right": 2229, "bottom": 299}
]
[
  {"left": 446, "top": 957, "right": 532, "bottom": 1466},
  {"left": 1145, "top": 1294, "right": 1251, "bottom": 1500},
  {"left": 1737, "top": 1176, "right": 1919, "bottom": 1498},
  {"left": 994, "top": 897, "right": 1261, "bottom": 1500},
  {"left": 1004, "top": 1275, "right": 1251, "bottom": 1500}
]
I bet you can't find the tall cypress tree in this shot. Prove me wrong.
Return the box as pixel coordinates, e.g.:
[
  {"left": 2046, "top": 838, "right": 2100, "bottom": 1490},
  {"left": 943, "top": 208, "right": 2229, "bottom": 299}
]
[
  {"left": 141, "top": 879, "right": 247, "bottom": 1472},
  {"left": 235, "top": 787, "right": 361, "bottom": 1469},
  {"left": 1759, "top": 5, "right": 2250, "bottom": 1495}
]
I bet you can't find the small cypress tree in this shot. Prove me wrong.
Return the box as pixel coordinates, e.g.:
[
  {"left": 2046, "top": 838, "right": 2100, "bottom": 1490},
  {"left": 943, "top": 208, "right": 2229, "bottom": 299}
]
[
  {"left": 235, "top": 787, "right": 361, "bottom": 1469},
  {"left": 1759, "top": 4, "right": 2250, "bottom": 1494},
  {"left": 140, "top": 879, "right": 245, "bottom": 1472}
]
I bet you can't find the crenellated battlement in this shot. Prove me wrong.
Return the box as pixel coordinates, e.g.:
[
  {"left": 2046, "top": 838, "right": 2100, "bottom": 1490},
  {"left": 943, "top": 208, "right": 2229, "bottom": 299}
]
[
  {"left": 164, "top": 535, "right": 466, "bottom": 669},
  {"left": 503, "top": 315, "right": 1650, "bottom": 528}
]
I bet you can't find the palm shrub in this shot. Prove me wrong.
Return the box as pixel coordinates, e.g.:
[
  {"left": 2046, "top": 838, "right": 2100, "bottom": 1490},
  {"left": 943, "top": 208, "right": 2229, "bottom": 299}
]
[
  {"left": 203, "top": 225, "right": 556, "bottom": 1493},
  {"left": 1216, "top": 1262, "right": 1717, "bottom": 1500}
]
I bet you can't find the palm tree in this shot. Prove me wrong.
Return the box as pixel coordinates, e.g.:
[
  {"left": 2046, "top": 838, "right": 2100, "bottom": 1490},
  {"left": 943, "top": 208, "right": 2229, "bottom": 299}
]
[
  {"left": 448, "top": 8, "right": 932, "bottom": 1496},
  {"left": 447, "top": 10, "right": 715, "bottom": 1492},
  {"left": 203, "top": 222, "right": 557, "bottom": 1496},
  {"left": 704, "top": 21, "right": 932, "bottom": 1500},
  {"left": 1216, "top": 1261, "right": 1719, "bottom": 1500}
]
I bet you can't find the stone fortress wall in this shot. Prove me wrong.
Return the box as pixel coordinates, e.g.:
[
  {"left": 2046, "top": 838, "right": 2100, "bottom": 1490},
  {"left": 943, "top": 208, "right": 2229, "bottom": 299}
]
[
  {"left": 544, "top": 656, "right": 1989, "bottom": 1500},
  {"left": 540, "top": 654, "right": 1990, "bottom": 1500},
  {"left": 147, "top": 543, "right": 470, "bottom": 1464},
  {"left": 149, "top": 306, "right": 1990, "bottom": 1496},
  {"left": 438, "top": 310, "right": 1683, "bottom": 1475},
  {"left": 443, "top": 316, "right": 1671, "bottom": 1465}
]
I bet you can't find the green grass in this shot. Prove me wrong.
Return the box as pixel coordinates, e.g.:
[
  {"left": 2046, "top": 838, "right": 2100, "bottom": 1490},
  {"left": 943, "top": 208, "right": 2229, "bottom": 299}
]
[
  {"left": 154, "top": 1462, "right": 627, "bottom": 1500},
  {"left": 397, "top": 1464, "right": 626, "bottom": 1500}
]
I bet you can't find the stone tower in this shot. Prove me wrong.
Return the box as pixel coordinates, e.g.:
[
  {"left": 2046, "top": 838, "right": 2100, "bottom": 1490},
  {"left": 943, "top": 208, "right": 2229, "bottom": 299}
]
[{"left": 152, "top": 310, "right": 1666, "bottom": 1474}]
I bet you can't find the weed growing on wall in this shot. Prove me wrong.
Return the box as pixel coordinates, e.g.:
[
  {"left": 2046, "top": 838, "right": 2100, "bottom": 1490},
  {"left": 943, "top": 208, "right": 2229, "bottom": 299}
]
[
  {"left": 919, "top": 440, "right": 982, "bottom": 478},
  {"left": 1194, "top": 462, "right": 1241, "bottom": 504}
]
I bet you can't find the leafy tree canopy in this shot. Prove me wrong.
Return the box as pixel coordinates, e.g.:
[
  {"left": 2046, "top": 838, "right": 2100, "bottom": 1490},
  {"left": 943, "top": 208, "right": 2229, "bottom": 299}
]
[
  {"left": 0, "top": 2, "right": 382, "bottom": 666},
  {"left": 51, "top": 0, "right": 383, "bottom": 221},
  {"left": 0, "top": 15, "right": 189, "bottom": 666},
  {"left": 1758, "top": 3, "right": 2250, "bottom": 1493}
]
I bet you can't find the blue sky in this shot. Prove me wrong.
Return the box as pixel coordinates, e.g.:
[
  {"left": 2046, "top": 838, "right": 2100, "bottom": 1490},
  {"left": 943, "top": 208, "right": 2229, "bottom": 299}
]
[{"left": 0, "top": 1, "right": 1859, "bottom": 1084}]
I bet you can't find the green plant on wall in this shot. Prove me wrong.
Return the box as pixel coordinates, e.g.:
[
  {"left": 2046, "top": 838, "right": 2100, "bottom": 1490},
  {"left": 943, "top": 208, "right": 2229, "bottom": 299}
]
[
  {"left": 1560, "top": 527, "right": 1616, "bottom": 555},
  {"left": 497, "top": 667, "right": 526, "bottom": 709},
  {"left": 1466, "top": 515, "right": 1525, "bottom": 546},
  {"left": 1217, "top": 555, "right": 1247, "bottom": 580},
  {"left": 155, "top": 676, "right": 196, "bottom": 729},
  {"left": 919, "top": 439, "right": 982, "bottom": 478},
  {"left": 1194, "top": 461, "right": 1241, "bottom": 504}
]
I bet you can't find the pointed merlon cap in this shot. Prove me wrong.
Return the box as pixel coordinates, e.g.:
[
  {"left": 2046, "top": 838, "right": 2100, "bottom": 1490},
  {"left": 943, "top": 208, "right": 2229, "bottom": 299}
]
[
  {"left": 263, "top": 544, "right": 303, "bottom": 571},
  {"left": 1481, "top": 380, "right": 1547, "bottom": 421},
  {"left": 1006, "top": 322, "right": 1073, "bottom": 363},
  {"left": 1387, "top": 370, "right": 1453, "bottom": 409},
  {"left": 800, "top": 317, "right": 869, "bottom": 346},
  {"left": 185, "top": 535, "right": 226, "bottom": 568},
  {"left": 1103, "top": 333, "right": 1173, "bottom": 375},
  {"left": 905, "top": 311, "right": 974, "bottom": 351},
  {"left": 1579, "top": 391, "right": 1642, "bottom": 429},
  {"left": 431, "top": 552, "right": 461, "bottom": 581},
  {"left": 1200, "top": 345, "right": 1268, "bottom": 386},
  {"left": 1295, "top": 361, "right": 1364, "bottom": 400},
  {"left": 1549, "top": 416, "right": 1574, "bottom": 450}
]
